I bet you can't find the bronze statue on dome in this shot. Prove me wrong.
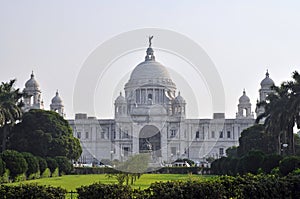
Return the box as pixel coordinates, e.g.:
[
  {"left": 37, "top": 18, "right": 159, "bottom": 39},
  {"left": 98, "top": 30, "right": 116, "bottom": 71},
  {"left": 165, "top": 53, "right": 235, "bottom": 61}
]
[{"left": 148, "top": 36, "right": 153, "bottom": 47}]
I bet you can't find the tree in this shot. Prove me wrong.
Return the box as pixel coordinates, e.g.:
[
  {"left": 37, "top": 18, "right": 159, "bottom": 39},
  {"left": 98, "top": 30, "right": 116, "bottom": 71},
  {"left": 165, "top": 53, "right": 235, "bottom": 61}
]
[
  {"left": 55, "top": 156, "right": 73, "bottom": 175},
  {"left": 257, "top": 71, "right": 300, "bottom": 155},
  {"left": 36, "top": 156, "right": 47, "bottom": 174},
  {"left": 9, "top": 109, "right": 82, "bottom": 160},
  {"left": 21, "top": 152, "right": 39, "bottom": 177},
  {"left": 0, "top": 79, "right": 23, "bottom": 152},
  {"left": 261, "top": 154, "right": 282, "bottom": 174},
  {"left": 237, "top": 125, "right": 275, "bottom": 156},
  {"left": 279, "top": 156, "right": 300, "bottom": 176},
  {"left": 0, "top": 157, "right": 5, "bottom": 176},
  {"left": 46, "top": 157, "right": 58, "bottom": 175},
  {"left": 1, "top": 150, "right": 28, "bottom": 179}
]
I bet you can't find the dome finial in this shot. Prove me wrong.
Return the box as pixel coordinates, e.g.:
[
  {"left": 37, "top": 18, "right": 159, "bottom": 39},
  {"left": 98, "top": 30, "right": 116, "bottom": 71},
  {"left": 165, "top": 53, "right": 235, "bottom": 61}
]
[
  {"left": 148, "top": 35, "right": 153, "bottom": 47},
  {"left": 266, "top": 69, "right": 269, "bottom": 77},
  {"left": 243, "top": 88, "right": 246, "bottom": 94},
  {"left": 119, "top": 91, "right": 122, "bottom": 96},
  {"left": 145, "top": 36, "right": 155, "bottom": 61},
  {"left": 56, "top": 89, "right": 59, "bottom": 95},
  {"left": 31, "top": 70, "right": 34, "bottom": 78}
]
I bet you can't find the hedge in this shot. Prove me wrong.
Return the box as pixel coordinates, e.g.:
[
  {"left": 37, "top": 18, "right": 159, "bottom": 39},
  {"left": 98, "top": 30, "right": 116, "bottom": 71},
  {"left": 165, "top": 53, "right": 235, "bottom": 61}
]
[
  {"left": 76, "top": 173, "right": 300, "bottom": 199},
  {"left": 0, "top": 184, "right": 66, "bottom": 199}
]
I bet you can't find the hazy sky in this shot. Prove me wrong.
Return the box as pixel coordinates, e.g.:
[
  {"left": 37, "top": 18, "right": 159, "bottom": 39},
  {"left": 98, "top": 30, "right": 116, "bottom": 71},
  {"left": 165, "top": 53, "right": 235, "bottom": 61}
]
[{"left": 1, "top": 1, "right": 300, "bottom": 119}]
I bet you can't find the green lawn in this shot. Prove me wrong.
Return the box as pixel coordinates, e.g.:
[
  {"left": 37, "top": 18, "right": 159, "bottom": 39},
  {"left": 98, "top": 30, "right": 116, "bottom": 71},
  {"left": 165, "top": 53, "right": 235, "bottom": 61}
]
[{"left": 7, "top": 174, "right": 214, "bottom": 191}]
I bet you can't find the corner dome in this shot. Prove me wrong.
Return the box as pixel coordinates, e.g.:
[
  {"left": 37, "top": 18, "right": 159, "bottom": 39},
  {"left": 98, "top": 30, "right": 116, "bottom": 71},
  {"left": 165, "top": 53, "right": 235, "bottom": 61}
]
[
  {"left": 239, "top": 90, "right": 250, "bottom": 104},
  {"left": 260, "top": 70, "right": 274, "bottom": 88},
  {"left": 115, "top": 92, "right": 126, "bottom": 103},
  {"left": 174, "top": 92, "right": 185, "bottom": 103},
  {"left": 25, "top": 72, "right": 40, "bottom": 89},
  {"left": 51, "top": 90, "right": 63, "bottom": 104}
]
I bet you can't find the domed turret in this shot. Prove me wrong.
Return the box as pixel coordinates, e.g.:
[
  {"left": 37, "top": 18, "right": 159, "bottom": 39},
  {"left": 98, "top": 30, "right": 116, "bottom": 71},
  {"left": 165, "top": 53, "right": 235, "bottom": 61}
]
[
  {"left": 50, "top": 90, "right": 65, "bottom": 117},
  {"left": 23, "top": 71, "right": 43, "bottom": 111},
  {"left": 174, "top": 92, "right": 186, "bottom": 104},
  {"left": 115, "top": 92, "right": 126, "bottom": 104},
  {"left": 51, "top": 90, "right": 63, "bottom": 105},
  {"left": 239, "top": 90, "right": 250, "bottom": 104},
  {"left": 236, "top": 89, "right": 253, "bottom": 119},
  {"left": 260, "top": 70, "right": 274, "bottom": 89}
]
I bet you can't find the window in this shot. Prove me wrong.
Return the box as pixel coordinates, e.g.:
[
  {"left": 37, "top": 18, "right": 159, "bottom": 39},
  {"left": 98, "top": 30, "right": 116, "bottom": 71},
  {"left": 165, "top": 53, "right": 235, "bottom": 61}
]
[
  {"left": 122, "top": 130, "right": 129, "bottom": 139},
  {"left": 195, "top": 131, "right": 200, "bottom": 139},
  {"left": 227, "top": 131, "right": 231, "bottom": 138},
  {"left": 85, "top": 132, "right": 89, "bottom": 139},
  {"left": 219, "top": 131, "right": 223, "bottom": 138},
  {"left": 171, "top": 147, "right": 176, "bottom": 156},
  {"left": 148, "top": 93, "right": 152, "bottom": 100},
  {"left": 101, "top": 131, "right": 105, "bottom": 139},
  {"left": 123, "top": 147, "right": 130, "bottom": 156},
  {"left": 170, "top": 129, "right": 176, "bottom": 138},
  {"left": 219, "top": 148, "right": 224, "bottom": 156},
  {"left": 77, "top": 132, "right": 81, "bottom": 139},
  {"left": 211, "top": 131, "right": 215, "bottom": 138}
]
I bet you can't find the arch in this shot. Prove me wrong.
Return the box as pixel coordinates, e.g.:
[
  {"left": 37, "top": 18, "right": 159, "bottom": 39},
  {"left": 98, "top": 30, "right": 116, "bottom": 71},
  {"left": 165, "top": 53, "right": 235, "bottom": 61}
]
[{"left": 139, "top": 125, "right": 161, "bottom": 157}]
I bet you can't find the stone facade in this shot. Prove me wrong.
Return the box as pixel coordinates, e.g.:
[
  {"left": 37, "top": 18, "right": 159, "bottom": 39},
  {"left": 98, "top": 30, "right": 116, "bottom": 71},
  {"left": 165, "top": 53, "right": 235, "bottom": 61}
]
[
  {"left": 22, "top": 44, "right": 274, "bottom": 165},
  {"left": 68, "top": 45, "right": 274, "bottom": 165}
]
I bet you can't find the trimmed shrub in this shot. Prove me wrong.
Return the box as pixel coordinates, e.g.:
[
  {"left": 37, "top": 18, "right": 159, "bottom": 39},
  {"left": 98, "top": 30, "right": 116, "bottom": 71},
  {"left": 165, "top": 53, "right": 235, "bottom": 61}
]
[
  {"left": 46, "top": 157, "right": 58, "bottom": 176},
  {"left": 0, "top": 184, "right": 66, "bottom": 199},
  {"left": 279, "top": 156, "right": 300, "bottom": 176},
  {"left": 77, "top": 183, "right": 132, "bottom": 199},
  {"left": 262, "top": 154, "right": 282, "bottom": 174},
  {"left": 1, "top": 150, "right": 28, "bottom": 180},
  {"left": 37, "top": 156, "right": 48, "bottom": 174},
  {"left": 21, "top": 152, "right": 39, "bottom": 177},
  {"left": 54, "top": 156, "right": 73, "bottom": 175}
]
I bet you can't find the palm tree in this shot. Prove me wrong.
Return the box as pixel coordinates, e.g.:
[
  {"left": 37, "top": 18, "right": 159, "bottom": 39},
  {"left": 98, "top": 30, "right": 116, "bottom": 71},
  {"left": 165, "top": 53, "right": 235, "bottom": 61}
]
[
  {"left": 256, "top": 71, "right": 300, "bottom": 155},
  {"left": 0, "top": 79, "right": 23, "bottom": 151}
]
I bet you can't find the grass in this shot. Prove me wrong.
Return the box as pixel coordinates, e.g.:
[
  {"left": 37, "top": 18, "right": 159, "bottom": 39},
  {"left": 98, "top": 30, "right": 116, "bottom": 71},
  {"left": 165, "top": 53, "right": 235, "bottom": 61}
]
[{"left": 6, "top": 174, "right": 215, "bottom": 191}]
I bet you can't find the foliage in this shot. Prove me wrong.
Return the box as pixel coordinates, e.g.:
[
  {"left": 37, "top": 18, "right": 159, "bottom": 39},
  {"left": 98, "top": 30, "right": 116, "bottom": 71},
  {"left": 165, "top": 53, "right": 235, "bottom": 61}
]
[
  {"left": 21, "top": 152, "right": 39, "bottom": 177},
  {"left": 1, "top": 150, "right": 28, "bottom": 180},
  {"left": 77, "top": 183, "right": 132, "bottom": 199},
  {"left": 237, "top": 125, "right": 275, "bottom": 156},
  {"left": 0, "top": 184, "right": 66, "bottom": 199},
  {"left": 261, "top": 154, "right": 282, "bottom": 174},
  {"left": 0, "top": 79, "right": 23, "bottom": 152},
  {"left": 0, "top": 157, "right": 5, "bottom": 177},
  {"left": 9, "top": 109, "right": 82, "bottom": 160},
  {"left": 279, "top": 156, "right": 300, "bottom": 176},
  {"left": 37, "top": 156, "right": 48, "bottom": 174},
  {"left": 226, "top": 146, "right": 238, "bottom": 158},
  {"left": 54, "top": 156, "right": 73, "bottom": 175},
  {"left": 46, "top": 158, "right": 58, "bottom": 175},
  {"left": 256, "top": 71, "right": 300, "bottom": 155}
]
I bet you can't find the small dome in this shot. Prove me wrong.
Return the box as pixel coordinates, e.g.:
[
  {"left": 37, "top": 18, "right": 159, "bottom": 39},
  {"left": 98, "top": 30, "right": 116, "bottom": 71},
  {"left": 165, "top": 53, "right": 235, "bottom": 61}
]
[
  {"left": 115, "top": 92, "right": 126, "bottom": 103},
  {"left": 239, "top": 90, "right": 250, "bottom": 104},
  {"left": 174, "top": 92, "right": 185, "bottom": 103},
  {"left": 51, "top": 90, "right": 63, "bottom": 104},
  {"left": 25, "top": 71, "right": 40, "bottom": 89},
  {"left": 260, "top": 70, "right": 274, "bottom": 88}
]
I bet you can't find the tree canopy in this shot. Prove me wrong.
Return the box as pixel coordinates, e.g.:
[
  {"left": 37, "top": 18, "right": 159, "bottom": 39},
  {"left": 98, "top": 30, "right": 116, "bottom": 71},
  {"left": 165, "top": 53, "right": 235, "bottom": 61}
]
[{"left": 9, "top": 109, "right": 82, "bottom": 160}]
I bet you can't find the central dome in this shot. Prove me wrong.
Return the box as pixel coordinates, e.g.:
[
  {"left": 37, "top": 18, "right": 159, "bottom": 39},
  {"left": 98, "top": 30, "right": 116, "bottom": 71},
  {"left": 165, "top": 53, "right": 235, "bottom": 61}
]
[
  {"left": 129, "top": 59, "right": 171, "bottom": 81},
  {"left": 125, "top": 45, "right": 176, "bottom": 90}
]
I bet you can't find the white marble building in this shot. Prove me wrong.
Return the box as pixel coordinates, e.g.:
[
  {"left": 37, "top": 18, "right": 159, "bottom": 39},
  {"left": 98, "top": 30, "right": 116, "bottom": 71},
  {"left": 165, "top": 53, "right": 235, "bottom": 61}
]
[
  {"left": 21, "top": 42, "right": 274, "bottom": 165},
  {"left": 67, "top": 43, "right": 274, "bottom": 165}
]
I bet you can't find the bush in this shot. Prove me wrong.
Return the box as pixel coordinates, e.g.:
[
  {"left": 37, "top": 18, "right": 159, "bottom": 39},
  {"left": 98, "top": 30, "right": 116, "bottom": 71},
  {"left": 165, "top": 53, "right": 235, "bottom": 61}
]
[
  {"left": 21, "top": 152, "right": 39, "bottom": 177},
  {"left": 0, "top": 184, "right": 66, "bottom": 199},
  {"left": 279, "top": 156, "right": 300, "bottom": 176},
  {"left": 37, "top": 156, "right": 48, "bottom": 174},
  {"left": 46, "top": 158, "right": 58, "bottom": 176},
  {"left": 1, "top": 150, "right": 28, "bottom": 180},
  {"left": 77, "top": 183, "right": 132, "bottom": 199},
  {"left": 262, "top": 154, "right": 282, "bottom": 174},
  {"left": 55, "top": 156, "right": 73, "bottom": 175}
]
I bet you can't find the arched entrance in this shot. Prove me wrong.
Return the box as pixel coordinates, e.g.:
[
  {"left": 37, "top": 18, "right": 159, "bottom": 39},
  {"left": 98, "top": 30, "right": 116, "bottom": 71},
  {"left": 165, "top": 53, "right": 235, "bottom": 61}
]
[{"left": 139, "top": 125, "right": 161, "bottom": 158}]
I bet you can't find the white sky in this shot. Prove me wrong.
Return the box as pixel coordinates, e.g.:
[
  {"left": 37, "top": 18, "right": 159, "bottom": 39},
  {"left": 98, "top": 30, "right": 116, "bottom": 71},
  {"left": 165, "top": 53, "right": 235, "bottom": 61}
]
[{"left": 1, "top": 0, "right": 300, "bottom": 119}]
